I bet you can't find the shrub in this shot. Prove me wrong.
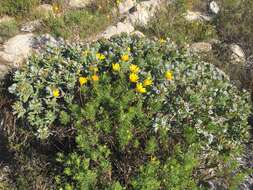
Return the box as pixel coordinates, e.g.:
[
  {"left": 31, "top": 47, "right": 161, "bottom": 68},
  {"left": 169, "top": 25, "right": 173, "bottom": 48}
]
[
  {"left": 137, "top": 0, "right": 217, "bottom": 45},
  {"left": 43, "top": 8, "right": 114, "bottom": 40},
  {"left": 9, "top": 35, "right": 251, "bottom": 189}
]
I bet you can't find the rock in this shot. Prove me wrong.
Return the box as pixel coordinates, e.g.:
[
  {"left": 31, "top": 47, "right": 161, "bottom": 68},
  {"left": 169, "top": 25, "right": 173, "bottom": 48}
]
[
  {"left": 100, "top": 21, "right": 135, "bottom": 39},
  {"left": 118, "top": 0, "right": 136, "bottom": 14},
  {"left": 131, "top": 30, "right": 145, "bottom": 38},
  {"left": 0, "top": 34, "right": 34, "bottom": 68},
  {"left": 229, "top": 44, "right": 246, "bottom": 64},
  {"left": 127, "top": 0, "right": 163, "bottom": 26},
  {"left": 35, "top": 4, "right": 53, "bottom": 18},
  {"left": 209, "top": 1, "right": 220, "bottom": 15},
  {"left": 69, "top": 0, "right": 92, "bottom": 9},
  {"left": 184, "top": 10, "right": 213, "bottom": 22},
  {"left": 190, "top": 42, "right": 212, "bottom": 53},
  {"left": 21, "top": 20, "right": 42, "bottom": 33}
]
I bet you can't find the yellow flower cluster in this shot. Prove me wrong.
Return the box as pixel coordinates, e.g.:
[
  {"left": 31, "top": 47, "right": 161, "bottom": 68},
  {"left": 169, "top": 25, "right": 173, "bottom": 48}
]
[
  {"left": 128, "top": 64, "right": 153, "bottom": 94},
  {"left": 77, "top": 51, "right": 173, "bottom": 94}
]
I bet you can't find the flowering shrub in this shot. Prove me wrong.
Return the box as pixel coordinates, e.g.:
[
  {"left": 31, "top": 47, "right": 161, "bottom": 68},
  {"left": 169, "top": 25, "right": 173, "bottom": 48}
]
[{"left": 9, "top": 34, "right": 251, "bottom": 189}]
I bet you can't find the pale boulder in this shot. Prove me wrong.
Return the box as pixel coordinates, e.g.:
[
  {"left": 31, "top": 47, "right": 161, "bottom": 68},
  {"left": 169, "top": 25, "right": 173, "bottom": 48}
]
[{"left": 0, "top": 34, "right": 34, "bottom": 67}]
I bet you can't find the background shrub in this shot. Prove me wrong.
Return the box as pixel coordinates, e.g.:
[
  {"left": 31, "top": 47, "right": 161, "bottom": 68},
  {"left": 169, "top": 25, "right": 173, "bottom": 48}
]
[
  {"left": 215, "top": 0, "right": 253, "bottom": 56},
  {"left": 0, "top": 0, "right": 40, "bottom": 17},
  {"left": 9, "top": 35, "right": 251, "bottom": 189}
]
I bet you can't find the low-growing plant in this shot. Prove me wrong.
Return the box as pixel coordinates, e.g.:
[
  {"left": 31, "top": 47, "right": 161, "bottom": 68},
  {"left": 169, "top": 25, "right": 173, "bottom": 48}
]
[{"left": 9, "top": 34, "right": 251, "bottom": 189}]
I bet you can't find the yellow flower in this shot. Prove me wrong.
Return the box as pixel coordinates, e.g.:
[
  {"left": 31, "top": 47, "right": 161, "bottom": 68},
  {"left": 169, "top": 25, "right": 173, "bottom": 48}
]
[
  {"left": 143, "top": 78, "right": 153, "bottom": 86},
  {"left": 52, "top": 89, "right": 60, "bottom": 97},
  {"left": 82, "top": 50, "right": 89, "bottom": 56},
  {"left": 129, "top": 73, "right": 139, "bottom": 83},
  {"left": 165, "top": 70, "right": 173, "bottom": 81},
  {"left": 159, "top": 38, "right": 166, "bottom": 43},
  {"left": 79, "top": 76, "right": 88, "bottom": 86},
  {"left": 150, "top": 156, "right": 157, "bottom": 162},
  {"left": 121, "top": 54, "right": 129, "bottom": 62},
  {"left": 92, "top": 74, "right": 99, "bottom": 81},
  {"left": 96, "top": 53, "right": 106, "bottom": 61},
  {"left": 112, "top": 63, "right": 121, "bottom": 72},
  {"left": 52, "top": 4, "right": 60, "bottom": 14},
  {"left": 89, "top": 66, "right": 98, "bottom": 73},
  {"left": 136, "top": 83, "right": 146, "bottom": 93},
  {"left": 129, "top": 64, "right": 140, "bottom": 73}
]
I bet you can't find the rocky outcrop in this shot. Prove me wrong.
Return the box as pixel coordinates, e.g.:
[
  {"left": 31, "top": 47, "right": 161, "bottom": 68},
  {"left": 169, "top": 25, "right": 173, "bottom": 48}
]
[
  {"left": 118, "top": 0, "right": 136, "bottom": 15},
  {"left": 98, "top": 0, "right": 164, "bottom": 39},
  {"left": 126, "top": 0, "right": 164, "bottom": 26},
  {"left": 0, "top": 34, "right": 34, "bottom": 78}
]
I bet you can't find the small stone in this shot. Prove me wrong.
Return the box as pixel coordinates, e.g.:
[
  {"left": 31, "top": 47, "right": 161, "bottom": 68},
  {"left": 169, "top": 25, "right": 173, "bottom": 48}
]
[
  {"left": 0, "top": 64, "right": 9, "bottom": 79},
  {"left": 229, "top": 44, "right": 246, "bottom": 64},
  {"left": 190, "top": 42, "right": 212, "bottom": 53},
  {"left": 118, "top": 0, "right": 136, "bottom": 14},
  {"left": 209, "top": 1, "right": 220, "bottom": 15},
  {"left": 69, "top": 0, "right": 92, "bottom": 9},
  {"left": 21, "top": 20, "right": 42, "bottom": 33},
  {"left": 131, "top": 31, "right": 145, "bottom": 38}
]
